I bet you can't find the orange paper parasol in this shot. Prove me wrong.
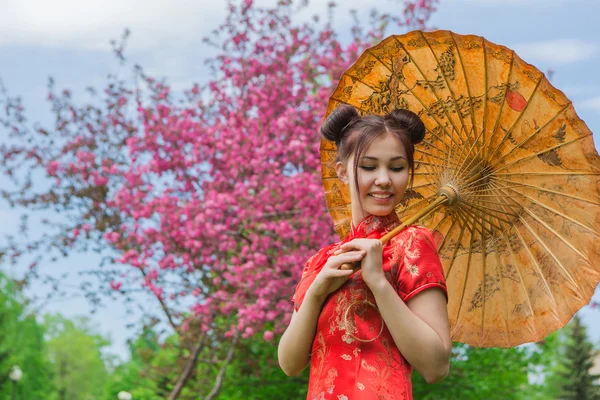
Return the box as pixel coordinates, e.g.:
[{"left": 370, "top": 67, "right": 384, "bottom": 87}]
[{"left": 321, "top": 30, "right": 600, "bottom": 348}]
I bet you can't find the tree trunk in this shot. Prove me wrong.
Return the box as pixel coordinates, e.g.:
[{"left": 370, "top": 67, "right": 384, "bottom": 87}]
[
  {"left": 205, "top": 331, "right": 240, "bottom": 400},
  {"left": 168, "top": 333, "right": 207, "bottom": 400}
]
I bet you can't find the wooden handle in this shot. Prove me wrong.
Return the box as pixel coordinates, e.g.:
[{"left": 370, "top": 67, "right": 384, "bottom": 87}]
[{"left": 340, "top": 262, "right": 360, "bottom": 271}]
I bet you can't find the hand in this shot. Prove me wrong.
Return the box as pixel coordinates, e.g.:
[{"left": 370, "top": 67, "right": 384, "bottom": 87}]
[
  {"left": 335, "top": 239, "right": 386, "bottom": 289},
  {"left": 307, "top": 250, "right": 366, "bottom": 302}
]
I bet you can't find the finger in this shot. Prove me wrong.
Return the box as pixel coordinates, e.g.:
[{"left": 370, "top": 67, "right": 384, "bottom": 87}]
[
  {"left": 332, "top": 251, "right": 365, "bottom": 264},
  {"left": 333, "top": 247, "right": 361, "bottom": 256},
  {"left": 330, "top": 268, "right": 355, "bottom": 278},
  {"left": 339, "top": 241, "right": 366, "bottom": 251}
]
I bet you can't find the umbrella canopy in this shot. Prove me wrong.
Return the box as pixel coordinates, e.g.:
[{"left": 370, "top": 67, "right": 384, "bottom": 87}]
[{"left": 321, "top": 30, "right": 600, "bottom": 348}]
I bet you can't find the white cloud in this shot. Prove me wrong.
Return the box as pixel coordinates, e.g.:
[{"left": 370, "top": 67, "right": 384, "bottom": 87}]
[
  {"left": 446, "top": 0, "right": 565, "bottom": 4},
  {"left": 0, "top": 0, "right": 375, "bottom": 52},
  {"left": 0, "top": 0, "right": 229, "bottom": 51},
  {"left": 512, "top": 39, "right": 599, "bottom": 64},
  {"left": 579, "top": 96, "right": 600, "bottom": 111}
]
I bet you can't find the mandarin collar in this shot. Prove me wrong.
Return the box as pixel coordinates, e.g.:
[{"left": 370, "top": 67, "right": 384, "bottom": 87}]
[{"left": 349, "top": 213, "right": 401, "bottom": 239}]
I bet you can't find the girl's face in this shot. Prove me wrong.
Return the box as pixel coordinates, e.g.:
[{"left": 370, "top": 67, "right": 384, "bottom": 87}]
[{"left": 337, "top": 131, "right": 410, "bottom": 226}]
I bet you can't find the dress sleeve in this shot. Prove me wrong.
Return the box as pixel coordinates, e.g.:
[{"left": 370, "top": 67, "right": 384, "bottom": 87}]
[
  {"left": 395, "top": 227, "right": 447, "bottom": 303},
  {"left": 291, "top": 246, "right": 331, "bottom": 312}
]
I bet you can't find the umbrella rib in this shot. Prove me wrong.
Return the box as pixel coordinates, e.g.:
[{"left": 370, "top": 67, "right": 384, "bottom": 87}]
[
  {"left": 433, "top": 214, "right": 458, "bottom": 253},
  {"left": 411, "top": 181, "right": 438, "bottom": 191},
  {"left": 421, "top": 31, "right": 472, "bottom": 151},
  {"left": 444, "top": 210, "right": 469, "bottom": 279},
  {"left": 488, "top": 182, "right": 540, "bottom": 332},
  {"left": 500, "top": 229, "right": 537, "bottom": 331},
  {"left": 482, "top": 50, "right": 515, "bottom": 162},
  {"left": 458, "top": 204, "right": 501, "bottom": 346},
  {"left": 515, "top": 199, "right": 591, "bottom": 263},
  {"left": 462, "top": 50, "right": 516, "bottom": 174},
  {"left": 480, "top": 209, "right": 489, "bottom": 344},
  {"left": 467, "top": 184, "right": 523, "bottom": 193},
  {"left": 481, "top": 39, "right": 489, "bottom": 162},
  {"left": 504, "top": 187, "right": 600, "bottom": 236},
  {"left": 471, "top": 197, "right": 522, "bottom": 210},
  {"left": 511, "top": 219, "right": 559, "bottom": 309},
  {"left": 329, "top": 97, "right": 375, "bottom": 116},
  {"left": 458, "top": 203, "right": 506, "bottom": 239},
  {"left": 417, "top": 141, "right": 460, "bottom": 164},
  {"left": 451, "top": 35, "right": 492, "bottom": 180},
  {"left": 388, "top": 37, "right": 472, "bottom": 167},
  {"left": 481, "top": 73, "right": 546, "bottom": 167},
  {"left": 416, "top": 147, "right": 456, "bottom": 170},
  {"left": 494, "top": 171, "right": 600, "bottom": 176},
  {"left": 450, "top": 32, "right": 480, "bottom": 144},
  {"left": 491, "top": 231, "right": 512, "bottom": 347},
  {"left": 470, "top": 197, "right": 522, "bottom": 214},
  {"left": 496, "top": 186, "right": 577, "bottom": 306},
  {"left": 492, "top": 132, "right": 592, "bottom": 174},
  {"left": 460, "top": 202, "right": 516, "bottom": 225},
  {"left": 416, "top": 149, "right": 454, "bottom": 188},
  {"left": 493, "top": 176, "right": 600, "bottom": 206},
  {"left": 489, "top": 102, "right": 570, "bottom": 171},
  {"left": 415, "top": 155, "right": 442, "bottom": 190},
  {"left": 397, "top": 194, "right": 438, "bottom": 217},
  {"left": 452, "top": 208, "right": 479, "bottom": 332},
  {"left": 517, "top": 211, "right": 584, "bottom": 295},
  {"left": 365, "top": 48, "right": 467, "bottom": 168}
]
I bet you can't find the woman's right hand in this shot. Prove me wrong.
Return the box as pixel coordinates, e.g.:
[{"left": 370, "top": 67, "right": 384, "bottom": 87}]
[{"left": 306, "top": 250, "right": 365, "bottom": 302}]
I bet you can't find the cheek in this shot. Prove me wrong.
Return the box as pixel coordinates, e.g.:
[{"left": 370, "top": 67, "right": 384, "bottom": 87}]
[{"left": 396, "top": 172, "right": 410, "bottom": 190}]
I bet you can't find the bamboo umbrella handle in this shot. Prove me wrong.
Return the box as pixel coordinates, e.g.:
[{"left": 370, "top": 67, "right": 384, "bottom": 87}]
[{"left": 339, "top": 194, "right": 449, "bottom": 271}]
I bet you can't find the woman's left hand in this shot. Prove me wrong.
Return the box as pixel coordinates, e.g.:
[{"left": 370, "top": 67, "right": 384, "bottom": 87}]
[{"left": 335, "top": 238, "right": 386, "bottom": 289}]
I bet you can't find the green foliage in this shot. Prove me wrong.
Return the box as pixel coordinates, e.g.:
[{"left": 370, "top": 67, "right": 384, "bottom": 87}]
[
  {"left": 412, "top": 340, "right": 559, "bottom": 400},
  {"left": 43, "top": 314, "right": 110, "bottom": 400},
  {"left": 103, "top": 326, "right": 177, "bottom": 399},
  {"left": 557, "top": 315, "right": 600, "bottom": 400},
  {"left": 0, "top": 273, "right": 54, "bottom": 400},
  {"left": 218, "top": 335, "right": 308, "bottom": 400}
]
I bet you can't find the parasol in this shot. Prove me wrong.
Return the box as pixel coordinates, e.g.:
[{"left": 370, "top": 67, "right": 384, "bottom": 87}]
[{"left": 321, "top": 30, "right": 600, "bottom": 348}]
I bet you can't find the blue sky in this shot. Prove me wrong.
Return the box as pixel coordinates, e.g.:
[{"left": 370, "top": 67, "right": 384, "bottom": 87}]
[{"left": 0, "top": 0, "right": 599, "bottom": 358}]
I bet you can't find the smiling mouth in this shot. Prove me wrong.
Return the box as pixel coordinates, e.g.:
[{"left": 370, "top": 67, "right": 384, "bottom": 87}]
[{"left": 369, "top": 193, "right": 393, "bottom": 199}]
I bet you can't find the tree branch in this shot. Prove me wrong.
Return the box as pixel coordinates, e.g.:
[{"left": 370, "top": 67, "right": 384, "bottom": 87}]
[
  {"left": 205, "top": 331, "right": 241, "bottom": 400},
  {"left": 168, "top": 332, "right": 208, "bottom": 400}
]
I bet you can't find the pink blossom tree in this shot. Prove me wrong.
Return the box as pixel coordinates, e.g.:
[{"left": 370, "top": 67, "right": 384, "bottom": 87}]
[{"left": 0, "top": 0, "right": 439, "bottom": 397}]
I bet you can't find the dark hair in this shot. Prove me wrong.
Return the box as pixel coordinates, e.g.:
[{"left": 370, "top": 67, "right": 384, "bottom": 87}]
[{"left": 321, "top": 105, "right": 425, "bottom": 198}]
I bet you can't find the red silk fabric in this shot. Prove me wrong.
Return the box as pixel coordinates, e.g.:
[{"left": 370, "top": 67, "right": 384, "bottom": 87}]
[{"left": 292, "top": 213, "right": 447, "bottom": 400}]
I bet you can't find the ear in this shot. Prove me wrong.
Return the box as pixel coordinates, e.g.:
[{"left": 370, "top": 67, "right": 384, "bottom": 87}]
[{"left": 336, "top": 161, "right": 349, "bottom": 185}]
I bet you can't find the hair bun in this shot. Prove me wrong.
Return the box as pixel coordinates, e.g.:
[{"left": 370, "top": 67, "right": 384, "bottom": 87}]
[
  {"left": 320, "top": 105, "right": 360, "bottom": 145},
  {"left": 385, "top": 109, "right": 425, "bottom": 145}
]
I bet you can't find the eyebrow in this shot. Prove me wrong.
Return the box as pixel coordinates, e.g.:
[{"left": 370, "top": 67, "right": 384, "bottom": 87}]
[{"left": 360, "top": 156, "right": 406, "bottom": 161}]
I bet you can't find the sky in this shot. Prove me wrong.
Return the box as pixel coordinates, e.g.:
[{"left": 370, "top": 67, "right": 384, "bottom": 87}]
[{"left": 0, "top": 0, "right": 599, "bottom": 359}]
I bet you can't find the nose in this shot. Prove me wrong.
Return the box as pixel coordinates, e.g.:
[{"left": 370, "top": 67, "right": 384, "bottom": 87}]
[{"left": 374, "top": 169, "right": 391, "bottom": 187}]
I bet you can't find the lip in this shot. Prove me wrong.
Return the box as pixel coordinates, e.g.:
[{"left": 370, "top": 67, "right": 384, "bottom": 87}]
[
  {"left": 368, "top": 191, "right": 394, "bottom": 197},
  {"left": 368, "top": 192, "right": 394, "bottom": 202}
]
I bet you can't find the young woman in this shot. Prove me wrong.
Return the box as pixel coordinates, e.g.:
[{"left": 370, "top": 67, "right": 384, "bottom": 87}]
[{"left": 278, "top": 105, "right": 452, "bottom": 399}]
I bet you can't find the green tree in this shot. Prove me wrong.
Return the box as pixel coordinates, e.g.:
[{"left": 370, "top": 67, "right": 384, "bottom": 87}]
[
  {"left": 43, "top": 314, "right": 110, "bottom": 400},
  {"left": 104, "top": 327, "right": 168, "bottom": 400},
  {"left": 558, "top": 315, "right": 600, "bottom": 400},
  {"left": 412, "top": 340, "right": 558, "bottom": 400},
  {"left": 219, "top": 333, "right": 308, "bottom": 399},
  {"left": 0, "top": 273, "right": 54, "bottom": 400}
]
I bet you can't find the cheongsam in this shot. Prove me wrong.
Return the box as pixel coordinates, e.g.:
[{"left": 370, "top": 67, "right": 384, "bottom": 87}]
[{"left": 292, "top": 213, "right": 447, "bottom": 400}]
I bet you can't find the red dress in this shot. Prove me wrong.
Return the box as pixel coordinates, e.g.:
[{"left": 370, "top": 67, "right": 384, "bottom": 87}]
[{"left": 292, "top": 213, "right": 447, "bottom": 400}]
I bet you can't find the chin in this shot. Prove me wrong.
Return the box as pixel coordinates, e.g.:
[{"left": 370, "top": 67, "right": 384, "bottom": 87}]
[{"left": 365, "top": 206, "right": 396, "bottom": 216}]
